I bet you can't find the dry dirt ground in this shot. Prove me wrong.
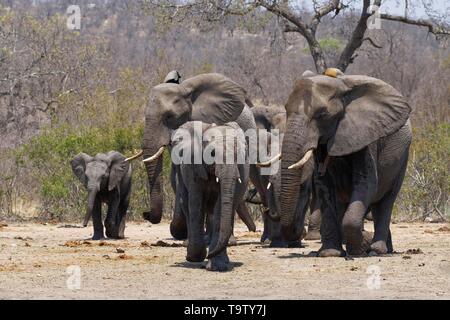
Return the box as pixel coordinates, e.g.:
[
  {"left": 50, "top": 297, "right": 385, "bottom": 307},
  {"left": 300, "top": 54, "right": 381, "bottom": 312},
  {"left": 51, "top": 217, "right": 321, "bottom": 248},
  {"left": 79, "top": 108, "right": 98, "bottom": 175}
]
[{"left": 0, "top": 221, "right": 449, "bottom": 299}]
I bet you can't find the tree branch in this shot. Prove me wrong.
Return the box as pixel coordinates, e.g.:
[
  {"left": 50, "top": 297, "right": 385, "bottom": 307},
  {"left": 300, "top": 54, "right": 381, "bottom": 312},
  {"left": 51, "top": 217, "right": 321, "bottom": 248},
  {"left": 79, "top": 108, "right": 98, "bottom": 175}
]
[
  {"left": 311, "top": 0, "right": 340, "bottom": 31},
  {"left": 337, "top": 0, "right": 381, "bottom": 71},
  {"left": 380, "top": 14, "right": 450, "bottom": 36},
  {"left": 363, "top": 37, "right": 382, "bottom": 49}
]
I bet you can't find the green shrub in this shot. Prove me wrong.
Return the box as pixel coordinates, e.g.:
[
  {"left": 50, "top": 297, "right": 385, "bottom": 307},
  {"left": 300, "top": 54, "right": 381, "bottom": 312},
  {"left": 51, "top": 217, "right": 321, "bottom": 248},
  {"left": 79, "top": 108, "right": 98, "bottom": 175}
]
[{"left": 396, "top": 123, "right": 450, "bottom": 221}]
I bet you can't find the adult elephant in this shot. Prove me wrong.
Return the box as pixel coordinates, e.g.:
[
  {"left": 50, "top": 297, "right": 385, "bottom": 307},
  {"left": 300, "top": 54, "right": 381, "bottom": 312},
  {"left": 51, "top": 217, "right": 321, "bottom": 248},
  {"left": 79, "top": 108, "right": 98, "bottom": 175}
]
[
  {"left": 139, "top": 72, "right": 256, "bottom": 239},
  {"left": 278, "top": 68, "right": 412, "bottom": 257}
]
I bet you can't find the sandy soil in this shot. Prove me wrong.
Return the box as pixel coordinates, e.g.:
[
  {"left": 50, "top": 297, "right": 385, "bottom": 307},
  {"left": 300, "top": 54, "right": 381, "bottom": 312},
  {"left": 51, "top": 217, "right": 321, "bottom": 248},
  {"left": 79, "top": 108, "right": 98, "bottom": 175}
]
[{"left": 0, "top": 221, "right": 449, "bottom": 300}]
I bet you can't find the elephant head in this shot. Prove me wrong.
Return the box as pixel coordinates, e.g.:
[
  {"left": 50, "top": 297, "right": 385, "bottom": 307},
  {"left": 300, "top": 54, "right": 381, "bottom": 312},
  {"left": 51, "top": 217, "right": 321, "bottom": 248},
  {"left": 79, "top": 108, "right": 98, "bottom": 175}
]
[
  {"left": 142, "top": 73, "right": 247, "bottom": 225},
  {"left": 71, "top": 151, "right": 129, "bottom": 227},
  {"left": 279, "top": 69, "right": 411, "bottom": 241}
]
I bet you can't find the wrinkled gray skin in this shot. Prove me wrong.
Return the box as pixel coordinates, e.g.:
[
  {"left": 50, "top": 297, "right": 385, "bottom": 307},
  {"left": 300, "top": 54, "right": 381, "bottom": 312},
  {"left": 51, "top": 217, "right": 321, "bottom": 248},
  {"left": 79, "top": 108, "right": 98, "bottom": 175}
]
[
  {"left": 172, "top": 122, "right": 248, "bottom": 271},
  {"left": 142, "top": 72, "right": 257, "bottom": 240},
  {"left": 280, "top": 72, "right": 412, "bottom": 257},
  {"left": 249, "top": 106, "right": 309, "bottom": 247},
  {"left": 71, "top": 151, "right": 132, "bottom": 240},
  {"left": 249, "top": 107, "right": 321, "bottom": 248}
]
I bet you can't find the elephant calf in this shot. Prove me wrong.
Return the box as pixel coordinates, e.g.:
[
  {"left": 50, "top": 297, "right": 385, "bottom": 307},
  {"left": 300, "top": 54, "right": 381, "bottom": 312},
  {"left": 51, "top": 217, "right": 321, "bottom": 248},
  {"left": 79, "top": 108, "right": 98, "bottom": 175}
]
[
  {"left": 71, "top": 151, "right": 132, "bottom": 240},
  {"left": 171, "top": 121, "right": 249, "bottom": 271}
]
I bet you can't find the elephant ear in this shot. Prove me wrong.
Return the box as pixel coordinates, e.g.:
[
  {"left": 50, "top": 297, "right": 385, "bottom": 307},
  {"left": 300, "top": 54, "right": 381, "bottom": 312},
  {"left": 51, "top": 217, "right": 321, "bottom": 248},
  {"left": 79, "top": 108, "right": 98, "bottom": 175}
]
[
  {"left": 182, "top": 73, "right": 246, "bottom": 125},
  {"left": 70, "top": 153, "right": 93, "bottom": 186},
  {"left": 327, "top": 75, "right": 411, "bottom": 156},
  {"left": 107, "top": 151, "right": 129, "bottom": 192}
]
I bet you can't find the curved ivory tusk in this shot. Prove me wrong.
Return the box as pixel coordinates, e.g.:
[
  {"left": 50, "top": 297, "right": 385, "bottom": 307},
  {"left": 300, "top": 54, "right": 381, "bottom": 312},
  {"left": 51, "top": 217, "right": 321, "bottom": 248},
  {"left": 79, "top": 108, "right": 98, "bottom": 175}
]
[
  {"left": 142, "top": 147, "right": 165, "bottom": 163},
  {"left": 288, "top": 149, "right": 314, "bottom": 170},
  {"left": 125, "top": 150, "right": 143, "bottom": 162},
  {"left": 267, "top": 182, "right": 272, "bottom": 190},
  {"left": 256, "top": 153, "right": 281, "bottom": 168}
]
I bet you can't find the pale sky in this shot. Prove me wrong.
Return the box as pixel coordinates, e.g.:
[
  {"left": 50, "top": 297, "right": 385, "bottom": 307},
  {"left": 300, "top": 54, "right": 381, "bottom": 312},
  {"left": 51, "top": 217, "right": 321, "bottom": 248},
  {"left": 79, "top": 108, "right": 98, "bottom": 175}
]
[{"left": 298, "top": 0, "right": 449, "bottom": 20}]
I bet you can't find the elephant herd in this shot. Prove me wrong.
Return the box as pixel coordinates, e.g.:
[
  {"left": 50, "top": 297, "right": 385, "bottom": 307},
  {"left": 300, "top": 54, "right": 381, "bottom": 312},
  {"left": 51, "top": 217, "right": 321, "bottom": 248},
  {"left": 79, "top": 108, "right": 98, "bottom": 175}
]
[{"left": 71, "top": 68, "right": 412, "bottom": 271}]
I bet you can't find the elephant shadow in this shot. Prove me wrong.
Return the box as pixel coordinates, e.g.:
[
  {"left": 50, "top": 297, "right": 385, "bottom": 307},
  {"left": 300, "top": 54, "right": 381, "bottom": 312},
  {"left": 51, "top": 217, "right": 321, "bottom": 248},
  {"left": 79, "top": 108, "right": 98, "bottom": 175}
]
[
  {"left": 170, "top": 261, "right": 244, "bottom": 271},
  {"left": 277, "top": 251, "right": 402, "bottom": 259}
]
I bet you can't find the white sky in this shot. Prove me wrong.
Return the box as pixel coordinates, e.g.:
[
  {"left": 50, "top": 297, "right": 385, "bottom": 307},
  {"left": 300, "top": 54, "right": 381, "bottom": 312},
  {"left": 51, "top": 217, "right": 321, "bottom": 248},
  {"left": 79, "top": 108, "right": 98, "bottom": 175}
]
[{"left": 298, "top": 0, "right": 449, "bottom": 20}]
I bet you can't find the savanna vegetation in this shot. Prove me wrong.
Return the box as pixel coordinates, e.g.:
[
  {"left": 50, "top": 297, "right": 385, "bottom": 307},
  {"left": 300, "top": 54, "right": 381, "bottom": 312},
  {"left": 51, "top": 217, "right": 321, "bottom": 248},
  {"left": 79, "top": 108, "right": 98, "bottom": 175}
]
[{"left": 0, "top": 0, "right": 448, "bottom": 222}]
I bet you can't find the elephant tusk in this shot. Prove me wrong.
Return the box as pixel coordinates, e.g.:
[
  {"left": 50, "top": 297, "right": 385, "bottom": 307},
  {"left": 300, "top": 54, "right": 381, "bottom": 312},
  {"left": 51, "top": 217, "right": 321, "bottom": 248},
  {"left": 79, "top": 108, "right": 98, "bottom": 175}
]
[
  {"left": 216, "top": 177, "right": 219, "bottom": 183},
  {"left": 142, "top": 147, "right": 165, "bottom": 163},
  {"left": 267, "top": 182, "right": 271, "bottom": 190},
  {"left": 125, "top": 150, "right": 143, "bottom": 162},
  {"left": 238, "top": 178, "right": 242, "bottom": 184},
  {"left": 288, "top": 149, "right": 314, "bottom": 170},
  {"left": 256, "top": 153, "right": 281, "bottom": 168}
]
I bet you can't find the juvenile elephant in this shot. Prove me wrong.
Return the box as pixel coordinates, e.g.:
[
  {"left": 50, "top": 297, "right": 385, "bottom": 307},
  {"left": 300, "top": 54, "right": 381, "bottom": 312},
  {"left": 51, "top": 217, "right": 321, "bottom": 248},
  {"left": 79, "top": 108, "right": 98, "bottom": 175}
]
[
  {"left": 71, "top": 151, "right": 132, "bottom": 240},
  {"left": 136, "top": 72, "right": 257, "bottom": 243},
  {"left": 171, "top": 121, "right": 249, "bottom": 271},
  {"left": 279, "top": 69, "right": 412, "bottom": 257}
]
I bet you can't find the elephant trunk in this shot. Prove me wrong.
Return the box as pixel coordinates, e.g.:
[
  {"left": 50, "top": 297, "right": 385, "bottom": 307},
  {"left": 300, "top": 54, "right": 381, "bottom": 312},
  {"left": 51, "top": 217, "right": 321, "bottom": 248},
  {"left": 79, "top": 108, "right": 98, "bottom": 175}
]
[
  {"left": 280, "top": 115, "right": 308, "bottom": 242},
  {"left": 142, "top": 114, "right": 169, "bottom": 224},
  {"left": 207, "top": 171, "right": 236, "bottom": 258},
  {"left": 86, "top": 188, "right": 98, "bottom": 226},
  {"left": 142, "top": 155, "right": 164, "bottom": 224}
]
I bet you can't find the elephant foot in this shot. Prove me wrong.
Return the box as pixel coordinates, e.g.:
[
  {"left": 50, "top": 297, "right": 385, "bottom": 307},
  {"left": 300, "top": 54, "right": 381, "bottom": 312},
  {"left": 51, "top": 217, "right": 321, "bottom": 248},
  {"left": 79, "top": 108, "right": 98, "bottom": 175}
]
[
  {"left": 304, "top": 229, "right": 321, "bottom": 241},
  {"left": 228, "top": 235, "right": 237, "bottom": 246},
  {"left": 105, "top": 229, "right": 119, "bottom": 239},
  {"left": 369, "top": 240, "right": 388, "bottom": 255},
  {"left": 288, "top": 240, "right": 302, "bottom": 248},
  {"left": 318, "top": 248, "right": 344, "bottom": 257},
  {"left": 170, "top": 220, "right": 187, "bottom": 240},
  {"left": 206, "top": 255, "right": 230, "bottom": 272},
  {"left": 91, "top": 234, "right": 104, "bottom": 241},
  {"left": 269, "top": 239, "right": 288, "bottom": 248},
  {"left": 260, "top": 232, "right": 269, "bottom": 243},
  {"left": 186, "top": 246, "right": 207, "bottom": 263}
]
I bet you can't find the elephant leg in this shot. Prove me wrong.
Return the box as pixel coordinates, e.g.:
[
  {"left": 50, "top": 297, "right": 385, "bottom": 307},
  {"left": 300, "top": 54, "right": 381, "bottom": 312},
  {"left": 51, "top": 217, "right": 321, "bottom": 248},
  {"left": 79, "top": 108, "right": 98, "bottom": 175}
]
[
  {"left": 370, "top": 154, "right": 407, "bottom": 255},
  {"left": 91, "top": 200, "right": 104, "bottom": 240},
  {"left": 342, "top": 200, "right": 369, "bottom": 256},
  {"left": 236, "top": 201, "right": 256, "bottom": 232},
  {"left": 261, "top": 212, "right": 270, "bottom": 243},
  {"left": 370, "top": 194, "right": 398, "bottom": 255},
  {"left": 269, "top": 221, "right": 289, "bottom": 248},
  {"left": 207, "top": 198, "right": 230, "bottom": 272},
  {"left": 105, "top": 195, "right": 120, "bottom": 239},
  {"left": 185, "top": 183, "right": 206, "bottom": 262},
  {"left": 305, "top": 192, "right": 321, "bottom": 241},
  {"left": 316, "top": 176, "right": 344, "bottom": 257},
  {"left": 170, "top": 184, "right": 188, "bottom": 240},
  {"left": 117, "top": 197, "right": 129, "bottom": 239}
]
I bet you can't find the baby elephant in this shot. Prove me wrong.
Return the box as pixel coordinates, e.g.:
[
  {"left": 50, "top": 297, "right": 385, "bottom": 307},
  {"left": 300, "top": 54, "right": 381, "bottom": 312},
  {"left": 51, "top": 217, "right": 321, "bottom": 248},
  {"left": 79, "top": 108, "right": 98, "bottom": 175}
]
[{"left": 71, "top": 151, "right": 132, "bottom": 240}]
